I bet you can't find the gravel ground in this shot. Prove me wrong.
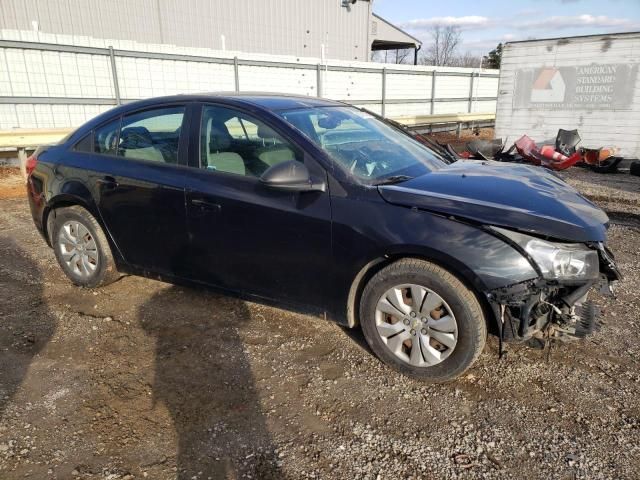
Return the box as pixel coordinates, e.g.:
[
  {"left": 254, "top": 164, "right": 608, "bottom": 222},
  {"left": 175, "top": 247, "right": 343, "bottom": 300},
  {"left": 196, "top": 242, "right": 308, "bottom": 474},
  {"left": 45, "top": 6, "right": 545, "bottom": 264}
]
[{"left": 0, "top": 169, "right": 639, "bottom": 479}]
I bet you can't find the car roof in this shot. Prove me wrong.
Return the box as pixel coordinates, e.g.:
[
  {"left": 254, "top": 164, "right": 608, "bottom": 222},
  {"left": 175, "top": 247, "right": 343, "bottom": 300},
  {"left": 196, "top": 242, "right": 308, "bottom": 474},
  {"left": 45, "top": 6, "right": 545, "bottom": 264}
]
[
  {"left": 67, "top": 93, "right": 349, "bottom": 145},
  {"left": 123, "top": 92, "right": 345, "bottom": 111}
]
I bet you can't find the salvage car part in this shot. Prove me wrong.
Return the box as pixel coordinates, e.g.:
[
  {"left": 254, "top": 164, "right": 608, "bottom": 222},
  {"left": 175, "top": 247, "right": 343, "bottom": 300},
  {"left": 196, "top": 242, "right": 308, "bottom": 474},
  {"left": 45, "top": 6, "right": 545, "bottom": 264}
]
[{"left": 555, "top": 129, "right": 581, "bottom": 157}]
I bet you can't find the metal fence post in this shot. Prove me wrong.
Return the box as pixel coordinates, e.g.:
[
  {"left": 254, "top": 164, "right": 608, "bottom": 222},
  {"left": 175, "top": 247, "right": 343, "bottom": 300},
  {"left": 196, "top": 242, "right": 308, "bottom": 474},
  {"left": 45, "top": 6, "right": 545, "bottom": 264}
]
[
  {"left": 233, "top": 56, "right": 240, "bottom": 93},
  {"left": 430, "top": 70, "right": 437, "bottom": 115},
  {"left": 108, "top": 46, "right": 121, "bottom": 105},
  {"left": 381, "top": 67, "right": 387, "bottom": 118},
  {"left": 468, "top": 72, "right": 476, "bottom": 113},
  {"left": 316, "top": 64, "right": 322, "bottom": 98}
]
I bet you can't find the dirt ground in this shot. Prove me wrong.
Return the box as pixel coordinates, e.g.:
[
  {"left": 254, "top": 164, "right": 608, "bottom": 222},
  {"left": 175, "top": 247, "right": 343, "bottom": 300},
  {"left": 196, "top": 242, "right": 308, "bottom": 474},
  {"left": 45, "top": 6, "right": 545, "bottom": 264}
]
[
  {"left": 0, "top": 168, "right": 25, "bottom": 200},
  {"left": 1, "top": 166, "right": 639, "bottom": 480}
]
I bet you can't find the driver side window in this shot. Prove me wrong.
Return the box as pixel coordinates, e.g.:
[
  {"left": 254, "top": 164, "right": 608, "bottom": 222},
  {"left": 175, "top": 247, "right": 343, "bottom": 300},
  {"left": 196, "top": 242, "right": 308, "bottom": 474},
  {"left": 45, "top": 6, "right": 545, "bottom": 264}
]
[{"left": 199, "top": 105, "right": 302, "bottom": 177}]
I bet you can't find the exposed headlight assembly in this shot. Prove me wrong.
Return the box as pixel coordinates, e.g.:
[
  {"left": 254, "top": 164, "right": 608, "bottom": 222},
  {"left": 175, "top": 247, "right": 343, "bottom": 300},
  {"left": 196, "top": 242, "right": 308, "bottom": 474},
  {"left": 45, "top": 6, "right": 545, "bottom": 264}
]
[{"left": 492, "top": 227, "right": 599, "bottom": 281}]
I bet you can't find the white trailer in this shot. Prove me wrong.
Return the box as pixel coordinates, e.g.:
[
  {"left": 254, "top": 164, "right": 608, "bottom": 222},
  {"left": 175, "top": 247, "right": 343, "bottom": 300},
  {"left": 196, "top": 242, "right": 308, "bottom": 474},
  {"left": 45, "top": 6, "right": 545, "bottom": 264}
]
[{"left": 495, "top": 32, "right": 640, "bottom": 159}]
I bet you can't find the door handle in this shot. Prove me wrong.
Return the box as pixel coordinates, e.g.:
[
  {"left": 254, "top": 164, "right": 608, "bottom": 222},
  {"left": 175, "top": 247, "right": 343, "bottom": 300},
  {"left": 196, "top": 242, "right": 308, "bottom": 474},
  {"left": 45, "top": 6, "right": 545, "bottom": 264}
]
[
  {"left": 190, "top": 198, "right": 221, "bottom": 212},
  {"left": 97, "top": 176, "right": 119, "bottom": 188}
]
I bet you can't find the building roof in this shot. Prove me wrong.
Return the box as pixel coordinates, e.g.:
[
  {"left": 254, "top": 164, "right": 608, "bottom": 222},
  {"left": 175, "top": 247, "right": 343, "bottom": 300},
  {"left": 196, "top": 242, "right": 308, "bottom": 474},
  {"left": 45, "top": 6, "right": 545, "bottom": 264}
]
[
  {"left": 506, "top": 31, "right": 640, "bottom": 46},
  {"left": 371, "top": 13, "right": 422, "bottom": 51}
]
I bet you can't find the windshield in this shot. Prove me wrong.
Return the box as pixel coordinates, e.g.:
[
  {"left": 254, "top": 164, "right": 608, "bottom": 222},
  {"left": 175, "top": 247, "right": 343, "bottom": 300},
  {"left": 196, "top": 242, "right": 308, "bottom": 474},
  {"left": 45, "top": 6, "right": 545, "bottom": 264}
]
[{"left": 278, "top": 106, "right": 445, "bottom": 183}]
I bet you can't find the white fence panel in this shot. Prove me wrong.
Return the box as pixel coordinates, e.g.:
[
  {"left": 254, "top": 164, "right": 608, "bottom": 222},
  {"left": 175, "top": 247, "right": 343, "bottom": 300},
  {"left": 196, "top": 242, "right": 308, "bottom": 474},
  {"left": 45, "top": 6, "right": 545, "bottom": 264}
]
[
  {"left": 0, "top": 33, "right": 499, "bottom": 130},
  {"left": 386, "top": 73, "right": 431, "bottom": 101},
  {"left": 239, "top": 65, "right": 316, "bottom": 96}
]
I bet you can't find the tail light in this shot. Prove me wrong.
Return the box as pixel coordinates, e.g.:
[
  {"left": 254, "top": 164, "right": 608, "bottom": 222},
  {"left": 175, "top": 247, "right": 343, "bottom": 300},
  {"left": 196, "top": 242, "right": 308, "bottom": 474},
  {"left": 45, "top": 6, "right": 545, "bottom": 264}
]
[{"left": 25, "top": 154, "right": 38, "bottom": 176}]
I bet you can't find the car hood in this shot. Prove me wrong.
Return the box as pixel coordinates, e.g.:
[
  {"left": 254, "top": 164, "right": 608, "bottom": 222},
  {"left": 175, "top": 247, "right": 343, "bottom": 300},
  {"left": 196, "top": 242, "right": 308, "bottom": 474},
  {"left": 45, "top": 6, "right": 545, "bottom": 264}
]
[{"left": 378, "top": 160, "right": 609, "bottom": 242}]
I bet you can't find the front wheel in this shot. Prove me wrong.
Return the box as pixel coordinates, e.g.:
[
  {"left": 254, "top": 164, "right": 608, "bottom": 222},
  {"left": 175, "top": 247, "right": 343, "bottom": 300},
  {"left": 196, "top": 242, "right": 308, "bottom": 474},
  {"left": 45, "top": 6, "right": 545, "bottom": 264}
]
[{"left": 359, "top": 258, "right": 486, "bottom": 382}]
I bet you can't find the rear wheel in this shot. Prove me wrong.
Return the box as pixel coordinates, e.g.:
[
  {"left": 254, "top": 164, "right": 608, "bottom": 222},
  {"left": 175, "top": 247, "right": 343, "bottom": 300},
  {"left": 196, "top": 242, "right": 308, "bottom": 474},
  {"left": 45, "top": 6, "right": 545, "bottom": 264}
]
[
  {"left": 359, "top": 258, "right": 486, "bottom": 382},
  {"left": 51, "top": 206, "right": 120, "bottom": 288}
]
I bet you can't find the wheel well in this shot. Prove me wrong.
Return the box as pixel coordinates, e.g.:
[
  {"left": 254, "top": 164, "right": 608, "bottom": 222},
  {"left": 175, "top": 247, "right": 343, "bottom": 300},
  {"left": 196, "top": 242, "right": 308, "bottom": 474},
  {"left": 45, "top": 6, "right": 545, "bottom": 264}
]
[
  {"left": 43, "top": 201, "right": 82, "bottom": 246},
  {"left": 347, "top": 253, "right": 497, "bottom": 332}
]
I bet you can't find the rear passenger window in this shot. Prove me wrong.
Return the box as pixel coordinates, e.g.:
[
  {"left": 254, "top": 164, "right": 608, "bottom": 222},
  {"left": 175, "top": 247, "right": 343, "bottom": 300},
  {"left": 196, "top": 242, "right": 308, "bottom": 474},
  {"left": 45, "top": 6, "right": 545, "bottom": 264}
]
[
  {"left": 225, "top": 117, "right": 259, "bottom": 140},
  {"left": 118, "top": 106, "right": 185, "bottom": 164},
  {"left": 73, "top": 132, "right": 93, "bottom": 152},
  {"left": 94, "top": 119, "right": 120, "bottom": 155}
]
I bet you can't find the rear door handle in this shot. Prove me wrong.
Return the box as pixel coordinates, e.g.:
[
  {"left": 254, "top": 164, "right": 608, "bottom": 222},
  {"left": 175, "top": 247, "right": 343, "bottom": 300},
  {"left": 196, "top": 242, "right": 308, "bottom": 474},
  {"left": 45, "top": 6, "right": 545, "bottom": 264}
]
[
  {"left": 190, "top": 198, "right": 222, "bottom": 212},
  {"left": 97, "top": 176, "right": 119, "bottom": 188}
]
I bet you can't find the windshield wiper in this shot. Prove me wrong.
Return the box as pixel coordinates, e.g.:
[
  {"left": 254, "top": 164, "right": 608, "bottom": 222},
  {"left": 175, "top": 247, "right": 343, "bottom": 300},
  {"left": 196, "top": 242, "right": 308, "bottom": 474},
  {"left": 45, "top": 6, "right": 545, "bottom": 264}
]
[{"left": 372, "top": 175, "right": 413, "bottom": 186}]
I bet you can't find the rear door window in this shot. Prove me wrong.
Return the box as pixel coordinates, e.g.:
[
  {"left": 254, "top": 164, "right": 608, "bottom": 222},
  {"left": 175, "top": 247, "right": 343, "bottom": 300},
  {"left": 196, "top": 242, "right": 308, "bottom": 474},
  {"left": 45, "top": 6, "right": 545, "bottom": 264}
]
[
  {"left": 94, "top": 118, "right": 120, "bottom": 155},
  {"left": 118, "top": 106, "right": 185, "bottom": 164}
]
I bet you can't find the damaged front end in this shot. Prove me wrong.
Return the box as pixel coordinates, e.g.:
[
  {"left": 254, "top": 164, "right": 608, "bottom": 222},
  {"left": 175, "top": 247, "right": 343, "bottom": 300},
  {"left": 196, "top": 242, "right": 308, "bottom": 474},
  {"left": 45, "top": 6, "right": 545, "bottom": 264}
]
[{"left": 486, "top": 229, "right": 621, "bottom": 350}]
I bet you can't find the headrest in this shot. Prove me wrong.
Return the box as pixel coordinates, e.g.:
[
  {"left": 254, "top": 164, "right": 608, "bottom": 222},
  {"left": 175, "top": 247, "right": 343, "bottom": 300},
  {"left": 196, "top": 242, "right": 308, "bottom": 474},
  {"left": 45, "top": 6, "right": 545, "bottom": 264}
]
[
  {"left": 209, "top": 124, "right": 232, "bottom": 152},
  {"left": 120, "top": 126, "right": 153, "bottom": 149},
  {"left": 257, "top": 124, "right": 278, "bottom": 140}
]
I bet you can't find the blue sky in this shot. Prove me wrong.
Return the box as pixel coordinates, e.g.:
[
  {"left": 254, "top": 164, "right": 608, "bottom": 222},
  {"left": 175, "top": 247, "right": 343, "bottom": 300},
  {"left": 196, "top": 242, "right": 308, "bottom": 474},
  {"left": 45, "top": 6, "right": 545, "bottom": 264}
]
[{"left": 373, "top": 0, "right": 640, "bottom": 55}]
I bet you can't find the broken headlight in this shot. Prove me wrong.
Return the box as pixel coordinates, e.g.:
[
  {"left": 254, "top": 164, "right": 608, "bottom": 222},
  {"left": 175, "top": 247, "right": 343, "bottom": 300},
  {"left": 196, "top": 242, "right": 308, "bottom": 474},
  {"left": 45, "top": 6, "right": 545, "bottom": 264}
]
[{"left": 493, "top": 227, "right": 599, "bottom": 281}]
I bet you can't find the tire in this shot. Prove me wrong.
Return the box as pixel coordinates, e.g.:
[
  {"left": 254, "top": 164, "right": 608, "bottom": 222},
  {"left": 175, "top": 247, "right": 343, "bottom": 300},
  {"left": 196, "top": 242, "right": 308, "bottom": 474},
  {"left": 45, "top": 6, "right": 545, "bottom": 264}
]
[
  {"left": 588, "top": 156, "right": 623, "bottom": 174},
  {"left": 359, "top": 258, "right": 486, "bottom": 382},
  {"left": 631, "top": 161, "right": 640, "bottom": 177},
  {"left": 51, "top": 205, "right": 120, "bottom": 288}
]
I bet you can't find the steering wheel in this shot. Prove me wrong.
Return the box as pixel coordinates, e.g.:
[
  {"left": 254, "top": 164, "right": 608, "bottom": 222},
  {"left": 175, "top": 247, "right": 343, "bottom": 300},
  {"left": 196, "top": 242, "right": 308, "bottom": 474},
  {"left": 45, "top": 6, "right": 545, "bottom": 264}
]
[
  {"left": 346, "top": 146, "right": 382, "bottom": 178},
  {"left": 348, "top": 145, "right": 394, "bottom": 178}
]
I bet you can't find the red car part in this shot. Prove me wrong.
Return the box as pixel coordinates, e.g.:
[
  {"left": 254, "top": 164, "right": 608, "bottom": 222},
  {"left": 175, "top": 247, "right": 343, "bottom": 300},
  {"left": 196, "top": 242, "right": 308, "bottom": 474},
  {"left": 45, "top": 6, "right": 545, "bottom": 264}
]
[{"left": 514, "top": 136, "right": 582, "bottom": 171}]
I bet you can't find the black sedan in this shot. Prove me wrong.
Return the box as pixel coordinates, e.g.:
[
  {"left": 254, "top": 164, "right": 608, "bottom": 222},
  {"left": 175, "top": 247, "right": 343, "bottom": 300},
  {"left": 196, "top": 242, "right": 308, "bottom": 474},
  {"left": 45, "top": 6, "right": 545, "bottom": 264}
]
[{"left": 26, "top": 94, "right": 620, "bottom": 381}]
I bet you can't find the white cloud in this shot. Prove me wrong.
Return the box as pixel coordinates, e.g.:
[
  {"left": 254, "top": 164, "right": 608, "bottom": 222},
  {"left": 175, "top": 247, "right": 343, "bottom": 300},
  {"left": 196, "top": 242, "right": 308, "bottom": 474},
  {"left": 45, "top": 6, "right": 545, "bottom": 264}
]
[{"left": 401, "top": 16, "right": 494, "bottom": 31}]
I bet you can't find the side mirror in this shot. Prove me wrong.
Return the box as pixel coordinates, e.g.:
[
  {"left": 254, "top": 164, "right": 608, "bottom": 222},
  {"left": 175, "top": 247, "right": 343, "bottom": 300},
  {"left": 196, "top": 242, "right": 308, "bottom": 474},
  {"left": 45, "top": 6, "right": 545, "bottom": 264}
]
[{"left": 259, "top": 160, "right": 326, "bottom": 192}]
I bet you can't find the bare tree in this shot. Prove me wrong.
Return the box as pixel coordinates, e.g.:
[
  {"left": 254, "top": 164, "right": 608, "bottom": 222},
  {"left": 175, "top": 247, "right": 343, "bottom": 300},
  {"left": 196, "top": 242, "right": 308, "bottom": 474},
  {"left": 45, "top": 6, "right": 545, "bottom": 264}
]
[
  {"left": 451, "top": 51, "right": 483, "bottom": 68},
  {"left": 420, "top": 26, "right": 461, "bottom": 66},
  {"left": 370, "top": 48, "right": 413, "bottom": 64},
  {"left": 394, "top": 49, "right": 413, "bottom": 64}
]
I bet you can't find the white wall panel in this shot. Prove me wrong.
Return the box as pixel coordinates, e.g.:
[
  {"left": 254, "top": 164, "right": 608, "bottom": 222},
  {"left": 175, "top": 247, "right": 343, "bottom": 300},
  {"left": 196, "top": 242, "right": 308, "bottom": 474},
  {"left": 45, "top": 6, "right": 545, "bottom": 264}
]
[
  {"left": 435, "top": 76, "right": 471, "bottom": 99},
  {"left": 239, "top": 66, "right": 316, "bottom": 96},
  {"left": 386, "top": 73, "right": 431, "bottom": 101},
  {"left": 495, "top": 33, "right": 640, "bottom": 158},
  {"left": 385, "top": 102, "right": 432, "bottom": 117},
  {"left": 0, "top": 34, "right": 500, "bottom": 129},
  {"left": 324, "top": 70, "right": 383, "bottom": 101},
  {"left": 0, "top": 103, "right": 111, "bottom": 129}
]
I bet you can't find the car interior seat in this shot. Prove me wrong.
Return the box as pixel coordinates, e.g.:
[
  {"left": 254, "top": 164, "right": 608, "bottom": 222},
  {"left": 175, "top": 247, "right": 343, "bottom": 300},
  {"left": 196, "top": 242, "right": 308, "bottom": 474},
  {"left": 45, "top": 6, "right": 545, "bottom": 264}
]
[
  {"left": 256, "top": 124, "right": 296, "bottom": 168},
  {"left": 119, "top": 126, "right": 165, "bottom": 162},
  {"left": 204, "top": 118, "right": 246, "bottom": 175}
]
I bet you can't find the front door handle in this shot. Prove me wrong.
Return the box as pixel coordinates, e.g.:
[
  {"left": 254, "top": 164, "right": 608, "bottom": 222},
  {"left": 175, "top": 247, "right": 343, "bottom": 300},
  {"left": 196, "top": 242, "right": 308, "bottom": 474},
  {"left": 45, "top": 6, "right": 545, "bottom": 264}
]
[
  {"left": 190, "top": 198, "right": 222, "bottom": 212},
  {"left": 97, "top": 176, "right": 119, "bottom": 188}
]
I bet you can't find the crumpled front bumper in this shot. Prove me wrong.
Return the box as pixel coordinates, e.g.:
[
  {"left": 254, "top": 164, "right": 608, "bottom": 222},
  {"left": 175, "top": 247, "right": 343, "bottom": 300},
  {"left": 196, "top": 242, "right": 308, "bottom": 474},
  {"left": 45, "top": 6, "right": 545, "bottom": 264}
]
[{"left": 486, "top": 244, "right": 621, "bottom": 344}]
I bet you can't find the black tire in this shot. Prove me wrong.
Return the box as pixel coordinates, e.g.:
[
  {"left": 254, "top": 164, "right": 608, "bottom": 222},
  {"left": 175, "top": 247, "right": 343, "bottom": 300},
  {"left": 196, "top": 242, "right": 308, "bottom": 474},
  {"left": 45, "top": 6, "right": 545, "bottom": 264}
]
[
  {"left": 51, "top": 205, "right": 120, "bottom": 288},
  {"left": 630, "top": 161, "right": 640, "bottom": 177},
  {"left": 588, "top": 157, "right": 623, "bottom": 174},
  {"left": 359, "top": 258, "right": 486, "bottom": 382}
]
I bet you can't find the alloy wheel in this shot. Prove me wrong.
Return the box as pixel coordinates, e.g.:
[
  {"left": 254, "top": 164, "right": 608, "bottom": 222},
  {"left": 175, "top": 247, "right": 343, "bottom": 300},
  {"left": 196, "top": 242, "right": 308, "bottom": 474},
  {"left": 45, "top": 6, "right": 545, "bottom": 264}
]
[
  {"left": 58, "top": 220, "right": 99, "bottom": 279},
  {"left": 374, "top": 284, "right": 458, "bottom": 367}
]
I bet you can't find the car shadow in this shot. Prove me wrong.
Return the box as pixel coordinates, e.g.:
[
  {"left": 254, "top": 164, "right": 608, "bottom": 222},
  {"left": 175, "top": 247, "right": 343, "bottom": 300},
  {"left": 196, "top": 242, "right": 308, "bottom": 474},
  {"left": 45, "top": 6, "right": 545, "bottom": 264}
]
[
  {"left": 0, "top": 236, "right": 56, "bottom": 418},
  {"left": 339, "top": 325, "right": 372, "bottom": 355},
  {"left": 138, "top": 285, "right": 283, "bottom": 479}
]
